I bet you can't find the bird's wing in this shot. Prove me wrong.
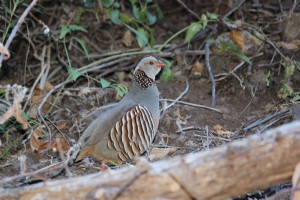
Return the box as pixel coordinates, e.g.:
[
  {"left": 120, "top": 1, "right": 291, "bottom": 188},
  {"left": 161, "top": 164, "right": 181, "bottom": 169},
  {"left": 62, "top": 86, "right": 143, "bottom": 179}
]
[
  {"left": 106, "top": 105, "right": 155, "bottom": 161},
  {"left": 78, "top": 101, "right": 136, "bottom": 148}
]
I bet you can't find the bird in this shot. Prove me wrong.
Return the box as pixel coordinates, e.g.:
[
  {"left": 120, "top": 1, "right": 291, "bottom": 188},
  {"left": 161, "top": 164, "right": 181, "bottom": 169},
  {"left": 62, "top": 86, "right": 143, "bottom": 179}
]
[{"left": 74, "top": 55, "right": 166, "bottom": 163}]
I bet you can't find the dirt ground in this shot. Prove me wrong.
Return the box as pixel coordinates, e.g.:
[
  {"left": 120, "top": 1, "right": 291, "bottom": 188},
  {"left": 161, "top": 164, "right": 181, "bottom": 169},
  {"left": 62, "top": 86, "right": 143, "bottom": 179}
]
[{"left": 0, "top": 0, "right": 299, "bottom": 199}]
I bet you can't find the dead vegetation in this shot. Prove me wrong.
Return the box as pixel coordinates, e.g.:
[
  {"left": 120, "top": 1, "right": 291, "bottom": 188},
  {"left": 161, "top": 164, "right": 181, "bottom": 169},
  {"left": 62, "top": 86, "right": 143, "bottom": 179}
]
[{"left": 1, "top": 0, "right": 300, "bottom": 199}]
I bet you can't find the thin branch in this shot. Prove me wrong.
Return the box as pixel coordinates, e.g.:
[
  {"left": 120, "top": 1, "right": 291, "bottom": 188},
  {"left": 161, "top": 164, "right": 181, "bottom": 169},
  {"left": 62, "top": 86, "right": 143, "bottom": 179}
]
[
  {"left": 162, "top": 80, "right": 189, "bottom": 112},
  {"left": 0, "top": 162, "right": 63, "bottom": 185},
  {"left": 205, "top": 42, "right": 216, "bottom": 108},
  {"left": 0, "top": 0, "right": 39, "bottom": 68},
  {"left": 160, "top": 99, "right": 222, "bottom": 113},
  {"left": 224, "top": 0, "right": 246, "bottom": 18},
  {"left": 243, "top": 109, "right": 291, "bottom": 131},
  {"left": 176, "top": 0, "right": 200, "bottom": 20}
]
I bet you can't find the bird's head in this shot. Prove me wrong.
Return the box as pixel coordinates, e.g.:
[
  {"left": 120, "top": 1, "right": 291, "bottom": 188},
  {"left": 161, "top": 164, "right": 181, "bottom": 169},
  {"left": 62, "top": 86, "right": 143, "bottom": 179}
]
[{"left": 134, "top": 56, "right": 166, "bottom": 80}]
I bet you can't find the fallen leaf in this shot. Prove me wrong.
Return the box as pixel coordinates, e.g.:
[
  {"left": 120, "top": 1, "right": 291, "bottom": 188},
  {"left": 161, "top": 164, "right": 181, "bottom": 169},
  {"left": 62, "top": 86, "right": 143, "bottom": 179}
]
[
  {"left": 213, "top": 124, "right": 233, "bottom": 137},
  {"left": 122, "top": 30, "right": 133, "bottom": 47},
  {"left": 190, "top": 61, "right": 204, "bottom": 76},
  {"left": 148, "top": 147, "right": 177, "bottom": 161},
  {"left": 0, "top": 42, "right": 10, "bottom": 60},
  {"left": 0, "top": 85, "right": 28, "bottom": 129},
  {"left": 29, "top": 126, "right": 70, "bottom": 154},
  {"left": 276, "top": 41, "right": 299, "bottom": 50},
  {"left": 57, "top": 123, "right": 67, "bottom": 129},
  {"left": 29, "top": 126, "right": 48, "bottom": 154},
  {"left": 230, "top": 29, "right": 244, "bottom": 51},
  {"left": 78, "top": 88, "right": 91, "bottom": 96},
  {"left": 28, "top": 88, "right": 53, "bottom": 119},
  {"left": 50, "top": 136, "right": 70, "bottom": 153}
]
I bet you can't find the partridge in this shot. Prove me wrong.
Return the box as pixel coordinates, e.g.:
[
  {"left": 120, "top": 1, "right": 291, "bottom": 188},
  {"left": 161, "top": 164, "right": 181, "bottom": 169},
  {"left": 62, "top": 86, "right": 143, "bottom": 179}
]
[{"left": 75, "top": 56, "right": 166, "bottom": 162}]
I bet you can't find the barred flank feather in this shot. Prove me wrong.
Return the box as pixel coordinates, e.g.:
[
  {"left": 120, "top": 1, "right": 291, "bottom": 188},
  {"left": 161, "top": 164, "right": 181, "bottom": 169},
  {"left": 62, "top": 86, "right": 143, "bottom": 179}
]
[{"left": 107, "top": 105, "right": 155, "bottom": 161}]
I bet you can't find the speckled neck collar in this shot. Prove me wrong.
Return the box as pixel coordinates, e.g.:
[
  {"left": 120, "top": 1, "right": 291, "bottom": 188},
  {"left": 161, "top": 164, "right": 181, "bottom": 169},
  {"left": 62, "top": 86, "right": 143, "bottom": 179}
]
[{"left": 133, "top": 69, "right": 155, "bottom": 89}]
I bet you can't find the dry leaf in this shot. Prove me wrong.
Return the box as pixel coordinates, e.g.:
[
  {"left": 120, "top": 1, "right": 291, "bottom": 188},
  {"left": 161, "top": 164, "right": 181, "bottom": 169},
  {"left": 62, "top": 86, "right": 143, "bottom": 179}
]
[
  {"left": 122, "top": 30, "right": 133, "bottom": 47},
  {"left": 29, "top": 126, "right": 70, "bottom": 154},
  {"left": 148, "top": 147, "right": 177, "bottom": 161},
  {"left": 28, "top": 88, "right": 53, "bottom": 119},
  {"left": 276, "top": 41, "right": 299, "bottom": 50},
  {"left": 230, "top": 29, "right": 244, "bottom": 51},
  {"left": 44, "top": 81, "right": 54, "bottom": 91},
  {"left": 50, "top": 136, "right": 70, "bottom": 153},
  {"left": 190, "top": 61, "right": 204, "bottom": 76},
  {"left": 29, "top": 126, "right": 48, "bottom": 153},
  {"left": 213, "top": 124, "right": 233, "bottom": 137},
  {"left": 0, "top": 85, "right": 28, "bottom": 129},
  {"left": 0, "top": 42, "right": 10, "bottom": 60},
  {"left": 78, "top": 88, "right": 91, "bottom": 96},
  {"left": 57, "top": 123, "right": 67, "bottom": 129}
]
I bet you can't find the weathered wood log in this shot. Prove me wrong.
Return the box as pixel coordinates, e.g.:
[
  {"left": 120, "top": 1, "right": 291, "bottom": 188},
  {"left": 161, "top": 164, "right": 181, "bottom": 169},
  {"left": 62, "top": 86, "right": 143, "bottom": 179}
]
[{"left": 1, "top": 121, "right": 300, "bottom": 200}]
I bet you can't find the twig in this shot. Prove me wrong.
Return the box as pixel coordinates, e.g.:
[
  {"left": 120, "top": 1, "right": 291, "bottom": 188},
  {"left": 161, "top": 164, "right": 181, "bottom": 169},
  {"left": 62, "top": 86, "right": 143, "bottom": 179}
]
[
  {"left": 0, "top": 162, "right": 63, "bottom": 185},
  {"left": 257, "top": 115, "right": 291, "bottom": 134},
  {"left": 37, "top": 80, "right": 71, "bottom": 142},
  {"left": 239, "top": 83, "right": 259, "bottom": 115},
  {"left": 0, "top": 0, "right": 39, "bottom": 68},
  {"left": 160, "top": 99, "right": 222, "bottom": 113},
  {"left": 224, "top": 0, "right": 246, "bottom": 18},
  {"left": 243, "top": 109, "right": 291, "bottom": 131},
  {"left": 176, "top": 126, "right": 231, "bottom": 141},
  {"left": 162, "top": 80, "right": 189, "bottom": 111},
  {"left": 205, "top": 42, "right": 216, "bottom": 108},
  {"left": 176, "top": 0, "right": 200, "bottom": 20}
]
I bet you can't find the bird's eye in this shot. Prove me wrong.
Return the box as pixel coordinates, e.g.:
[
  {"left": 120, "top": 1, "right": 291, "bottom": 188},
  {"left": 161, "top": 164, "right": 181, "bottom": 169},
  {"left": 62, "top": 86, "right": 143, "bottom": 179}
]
[{"left": 149, "top": 61, "right": 154, "bottom": 65}]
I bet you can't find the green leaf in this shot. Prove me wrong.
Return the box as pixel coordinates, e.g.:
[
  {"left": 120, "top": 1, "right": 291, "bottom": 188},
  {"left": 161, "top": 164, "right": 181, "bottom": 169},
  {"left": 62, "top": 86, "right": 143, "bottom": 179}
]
[
  {"left": 129, "top": 0, "right": 137, "bottom": 5},
  {"left": 219, "top": 42, "right": 252, "bottom": 64},
  {"left": 161, "top": 59, "right": 172, "bottom": 82},
  {"left": 0, "top": 89, "right": 6, "bottom": 95},
  {"left": 68, "top": 25, "right": 88, "bottom": 33},
  {"left": 206, "top": 12, "right": 218, "bottom": 20},
  {"left": 109, "top": 10, "right": 121, "bottom": 24},
  {"left": 101, "top": 0, "right": 115, "bottom": 8},
  {"left": 184, "top": 22, "right": 202, "bottom": 43},
  {"left": 206, "top": 38, "right": 215, "bottom": 44},
  {"left": 119, "top": 13, "right": 131, "bottom": 24},
  {"left": 132, "top": 5, "right": 141, "bottom": 21},
  {"left": 21, "top": 112, "right": 29, "bottom": 120},
  {"left": 200, "top": 14, "right": 208, "bottom": 27},
  {"left": 100, "top": 78, "right": 111, "bottom": 88},
  {"left": 284, "top": 64, "right": 295, "bottom": 81},
  {"left": 149, "top": 28, "right": 155, "bottom": 47},
  {"left": 125, "top": 24, "right": 148, "bottom": 47},
  {"left": 113, "top": 1, "right": 120, "bottom": 8},
  {"left": 73, "top": 37, "right": 90, "bottom": 61},
  {"left": 155, "top": 5, "right": 164, "bottom": 20},
  {"left": 75, "top": 8, "right": 85, "bottom": 23},
  {"left": 146, "top": 11, "right": 156, "bottom": 25},
  {"left": 265, "top": 71, "right": 271, "bottom": 87},
  {"left": 67, "top": 67, "right": 81, "bottom": 81},
  {"left": 83, "top": 0, "right": 96, "bottom": 8},
  {"left": 60, "top": 26, "right": 71, "bottom": 39},
  {"left": 231, "top": 49, "right": 251, "bottom": 64},
  {"left": 293, "top": 94, "right": 300, "bottom": 101}
]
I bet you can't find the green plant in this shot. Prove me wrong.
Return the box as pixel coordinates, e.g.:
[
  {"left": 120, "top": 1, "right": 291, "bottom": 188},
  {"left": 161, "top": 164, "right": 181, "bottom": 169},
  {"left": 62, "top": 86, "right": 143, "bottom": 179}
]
[
  {"left": 100, "top": 78, "right": 128, "bottom": 97},
  {"left": 218, "top": 40, "right": 251, "bottom": 64},
  {"left": 101, "top": 0, "right": 163, "bottom": 48},
  {"left": 277, "top": 60, "right": 299, "bottom": 100},
  {"left": 59, "top": 24, "right": 90, "bottom": 80},
  {"left": 1, "top": 0, "right": 23, "bottom": 43}
]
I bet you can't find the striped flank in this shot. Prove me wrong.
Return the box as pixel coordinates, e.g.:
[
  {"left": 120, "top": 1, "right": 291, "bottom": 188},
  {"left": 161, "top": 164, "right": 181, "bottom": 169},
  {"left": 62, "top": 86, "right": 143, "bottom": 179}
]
[{"left": 107, "top": 105, "right": 155, "bottom": 161}]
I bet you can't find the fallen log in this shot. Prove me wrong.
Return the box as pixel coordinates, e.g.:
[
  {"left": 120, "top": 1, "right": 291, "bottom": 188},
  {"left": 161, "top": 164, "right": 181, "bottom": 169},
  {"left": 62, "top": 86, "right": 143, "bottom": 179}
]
[{"left": 1, "top": 121, "right": 300, "bottom": 200}]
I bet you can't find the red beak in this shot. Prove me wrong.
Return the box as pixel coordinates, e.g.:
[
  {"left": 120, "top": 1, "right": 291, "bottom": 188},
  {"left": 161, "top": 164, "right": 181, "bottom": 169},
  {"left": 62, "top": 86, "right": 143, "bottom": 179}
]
[{"left": 155, "top": 61, "right": 166, "bottom": 68}]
